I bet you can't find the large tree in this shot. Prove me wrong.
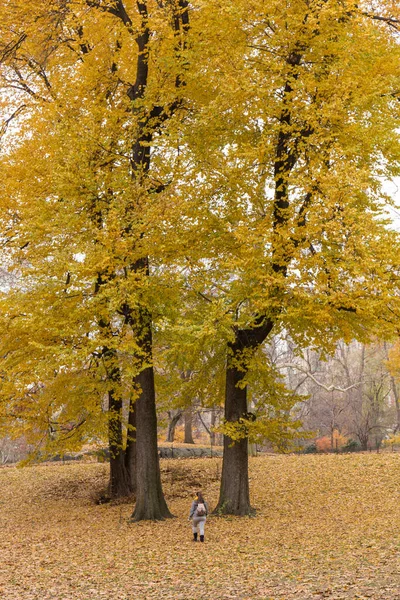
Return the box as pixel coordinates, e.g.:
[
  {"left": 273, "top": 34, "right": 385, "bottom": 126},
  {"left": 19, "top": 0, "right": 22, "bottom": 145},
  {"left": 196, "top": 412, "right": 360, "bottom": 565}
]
[
  {"left": 167, "top": 0, "right": 400, "bottom": 514},
  {"left": 1, "top": 0, "right": 400, "bottom": 521},
  {"left": 0, "top": 0, "right": 190, "bottom": 517}
]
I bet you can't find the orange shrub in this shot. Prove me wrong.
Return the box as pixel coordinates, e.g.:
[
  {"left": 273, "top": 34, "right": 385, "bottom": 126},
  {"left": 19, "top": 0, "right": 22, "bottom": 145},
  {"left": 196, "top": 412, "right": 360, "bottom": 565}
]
[{"left": 316, "top": 431, "right": 348, "bottom": 452}]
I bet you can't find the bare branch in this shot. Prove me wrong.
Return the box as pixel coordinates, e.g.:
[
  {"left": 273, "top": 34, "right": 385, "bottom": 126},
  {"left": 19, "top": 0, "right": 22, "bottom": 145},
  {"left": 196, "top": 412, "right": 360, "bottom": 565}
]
[
  {"left": 196, "top": 410, "right": 211, "bottom": 436},
  {"left": 280, "top": 363, "right": 363, "bottom": 393}
]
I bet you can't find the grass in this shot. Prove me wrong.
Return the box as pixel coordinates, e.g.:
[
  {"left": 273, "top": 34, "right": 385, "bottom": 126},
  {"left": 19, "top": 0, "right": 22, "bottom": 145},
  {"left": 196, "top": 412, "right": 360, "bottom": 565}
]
[{"left": 1, "top": 453, "right": 400, "bottom": 599}]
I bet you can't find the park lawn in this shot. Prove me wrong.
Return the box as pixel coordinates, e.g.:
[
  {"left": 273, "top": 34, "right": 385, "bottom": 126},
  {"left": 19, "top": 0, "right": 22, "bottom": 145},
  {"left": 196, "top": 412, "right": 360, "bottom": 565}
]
[{"left": 1, "top": 454, "right": 400, "bottom": 600}]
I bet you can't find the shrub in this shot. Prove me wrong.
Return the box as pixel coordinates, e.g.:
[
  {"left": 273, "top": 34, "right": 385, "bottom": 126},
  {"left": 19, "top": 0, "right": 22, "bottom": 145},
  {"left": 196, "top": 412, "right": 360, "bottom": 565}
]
[
  {"left": 342, "top": 439, "right": 361, "bottom": 453},
  {"left": 303, "top": 443, "right": 318, "bottom": 454},
  {"left": 316, "top": 431, "right": 348, "bottom": 453}
]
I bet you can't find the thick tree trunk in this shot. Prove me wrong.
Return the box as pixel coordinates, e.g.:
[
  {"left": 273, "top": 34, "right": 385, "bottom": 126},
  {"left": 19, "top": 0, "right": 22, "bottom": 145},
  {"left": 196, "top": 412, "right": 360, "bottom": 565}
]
[
  {"left": 214, "top": 347, "right": 253, "bottom": 516},
  {"left": 102, "top": 343, "right": 132, "bottom": 498},
  {"left": 96, "top": 277, "right": 132, "bottom": 497},
  {"left": 166, "top": 409, "right": 183, "bottom": 442},
  {"left": 85, "top": 0, "right": 188, "bottom": 514},
  {"left": 109, "top": 453, "right": 131, "bottom": 497},
  {"left": 131, "top": 313, "right": 172, "bottom": 521},
  {"left": 213, "top": 42, "right": 304, "bottom": 518},
  {"left": 121, "top": 0, "right": 187, "bottom": 520},
  {"left": 184, "top": 407, "right": 195, "bottom": 444},
  {"left": 215, "top": 320, "right": 274, "bottom": 516}
]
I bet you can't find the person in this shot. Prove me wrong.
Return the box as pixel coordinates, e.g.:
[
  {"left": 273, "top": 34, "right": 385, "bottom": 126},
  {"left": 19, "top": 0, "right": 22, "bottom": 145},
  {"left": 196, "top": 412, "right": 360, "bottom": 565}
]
[{"left": 189, "top": 491, "right": 208, "bottom": 542}]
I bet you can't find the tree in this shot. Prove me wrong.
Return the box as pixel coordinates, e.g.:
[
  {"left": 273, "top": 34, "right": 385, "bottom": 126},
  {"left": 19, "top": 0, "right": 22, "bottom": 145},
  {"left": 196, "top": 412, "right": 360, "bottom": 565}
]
[
  {"left": 172, "top": 0, "right": 400, "bottom": 514},
  {"left": 385, "top": 342, "right": 400, "bottom": 434},
  {"left": 1, "top": 0, "right": 400, "bottom": 522},
  {"left": 183, "top": 407, "right": 195, "bottom": 444},
  {"left": 165, "top": 409, "right": 183, "bottom": 443},
  {"left": 0, "top": 0, "right": 190, "bottom": 518},
  {"left": 290, "top": 340, "right": 396, "bottom": 451},
  {"left": 349, "top": 344, "right": 392, "bottom": 450}
]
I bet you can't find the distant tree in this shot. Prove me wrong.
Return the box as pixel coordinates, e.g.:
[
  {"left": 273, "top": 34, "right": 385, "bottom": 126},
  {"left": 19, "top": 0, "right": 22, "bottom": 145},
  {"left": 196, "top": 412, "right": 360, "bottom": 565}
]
[{"left": 291, "top": 341, "right": 396, "bottom": 451}]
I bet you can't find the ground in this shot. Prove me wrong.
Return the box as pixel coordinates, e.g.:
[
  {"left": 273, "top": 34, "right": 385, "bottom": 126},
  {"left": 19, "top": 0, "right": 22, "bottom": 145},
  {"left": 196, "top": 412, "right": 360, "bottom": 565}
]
[{"left": 1, "top": 453, "right": 400, "bottom": 600}]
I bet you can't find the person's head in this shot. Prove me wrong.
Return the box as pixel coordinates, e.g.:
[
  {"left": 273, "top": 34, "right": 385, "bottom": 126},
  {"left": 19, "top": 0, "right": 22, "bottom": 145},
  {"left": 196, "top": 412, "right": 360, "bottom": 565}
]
[{"left": 196, "top": 491, "right": 204, "bottom": 503}]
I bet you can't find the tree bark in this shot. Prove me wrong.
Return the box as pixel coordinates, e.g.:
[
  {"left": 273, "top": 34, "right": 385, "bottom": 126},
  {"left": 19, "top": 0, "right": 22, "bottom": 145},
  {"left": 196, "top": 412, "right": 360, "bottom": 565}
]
[
  {"left": 214, "top": 43, "right": 306, "bottom": 515},
  {"left": 107, "top": 373, "right": 132, "bottom": 497},
  {"left": 184, "top": 407, "right": 195, "bottom": 444},
  {"left": 215, "top": 320, "right": 274, "bottom": 516},
  {"left": 130, "top": 309, "right": 173, "bottom": 521},
  {"left": 214, "top": 350, "right": 252, "bottom": 515},
  {"left": 101, "top": 329, "right": 133, "bottom": 498}
]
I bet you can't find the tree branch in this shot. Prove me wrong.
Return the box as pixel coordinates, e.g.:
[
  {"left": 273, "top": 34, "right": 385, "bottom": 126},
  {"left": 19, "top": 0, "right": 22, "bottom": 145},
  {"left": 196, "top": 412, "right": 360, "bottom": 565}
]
[
  {"left": 280, "top": 363, "right": 363, "bottom": 393},
  {"left": 363, "top": 12, "right": 400, "bottom": 30},
  {"left": 86, "top": 0, "right": 133, "bottom": 28},
  {"left": 0, "top": 104, "right": 26, "bottom": 140},
  {"left": 0, "top": 33, "right": 27, "bottom": 63},
  {"left": 197, "top": 410, "right": 211, "bottom": 436}
]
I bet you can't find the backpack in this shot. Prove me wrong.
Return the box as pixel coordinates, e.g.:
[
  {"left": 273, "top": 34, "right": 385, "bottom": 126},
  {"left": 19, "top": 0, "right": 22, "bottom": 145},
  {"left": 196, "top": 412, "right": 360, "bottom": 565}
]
[{"left": 196, "top": 502, "right": 206, "bottom": 517}]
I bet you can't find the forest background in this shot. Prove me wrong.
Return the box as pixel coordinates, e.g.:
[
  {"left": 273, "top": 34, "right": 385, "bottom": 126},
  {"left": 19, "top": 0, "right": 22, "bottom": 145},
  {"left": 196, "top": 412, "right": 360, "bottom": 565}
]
[{"left": 1, "top": 0, "right": 400, "bottom": 521}]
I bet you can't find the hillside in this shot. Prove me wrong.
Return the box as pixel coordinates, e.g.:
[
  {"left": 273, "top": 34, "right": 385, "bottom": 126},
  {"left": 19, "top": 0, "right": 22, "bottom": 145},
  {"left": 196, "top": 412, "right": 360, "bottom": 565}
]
[{"left": 1, "top": 454, "right": 400, "bottom": 599}]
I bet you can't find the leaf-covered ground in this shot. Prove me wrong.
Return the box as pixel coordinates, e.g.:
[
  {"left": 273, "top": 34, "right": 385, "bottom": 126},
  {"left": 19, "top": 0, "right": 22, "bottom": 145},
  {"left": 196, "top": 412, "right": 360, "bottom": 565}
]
[{"left": 1, "top": 453, "right": 400, "bottom": 600}]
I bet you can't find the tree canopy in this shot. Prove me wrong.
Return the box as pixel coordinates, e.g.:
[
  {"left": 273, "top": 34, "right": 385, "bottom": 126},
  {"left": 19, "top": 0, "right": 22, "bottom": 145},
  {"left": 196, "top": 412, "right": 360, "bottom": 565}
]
[{"left": 0, "top": 0, "right": 400, "bottom": 517}]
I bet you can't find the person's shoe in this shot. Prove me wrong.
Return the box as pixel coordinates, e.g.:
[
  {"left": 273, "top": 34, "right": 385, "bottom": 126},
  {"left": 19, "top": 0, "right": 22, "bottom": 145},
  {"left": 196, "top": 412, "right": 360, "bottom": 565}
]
[
  {"left": 193, "top": 533, "right": 198, "bottom": 542},
  {"left": 200, "top": 535, "right": 204, "bottom": 542}
]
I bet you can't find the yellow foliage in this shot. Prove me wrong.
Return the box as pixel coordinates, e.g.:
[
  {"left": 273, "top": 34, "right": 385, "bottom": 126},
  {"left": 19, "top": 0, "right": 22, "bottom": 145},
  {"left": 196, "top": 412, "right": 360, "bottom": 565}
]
[
  {"left": 383, "top": 433, "right": 400, "bottom": 448},
  {"left": 1, "top": 0, "right": 400, "bottom": 461}
]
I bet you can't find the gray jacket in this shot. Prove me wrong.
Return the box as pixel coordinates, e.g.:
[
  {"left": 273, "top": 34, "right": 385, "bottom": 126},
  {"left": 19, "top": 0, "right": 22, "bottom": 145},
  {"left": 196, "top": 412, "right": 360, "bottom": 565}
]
[{"left": 189, "top": 500, "right": 209, "bottom": 519}]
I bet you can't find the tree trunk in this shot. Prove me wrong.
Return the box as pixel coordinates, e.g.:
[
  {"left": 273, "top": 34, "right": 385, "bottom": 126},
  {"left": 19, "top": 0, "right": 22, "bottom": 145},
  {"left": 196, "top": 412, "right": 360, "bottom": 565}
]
[
  {"left": 214, "top": 347, "right": 253, "bottom": 516},
  {"left": 124, "top": 395, "right": 136, "bottom": 494},
  {"left": 103, "top": 343, "right": 132, "bottom": 498},
  {"left": 108, "top": 389, "right": 132, "bottom": 498},
  {"left": 184, "top": 407, "right": 195, "bottom": 444},
  {"left": 390, "top": 375, "right": 400, "bottom": 433},
  {"left": 123, "top": 0, "right": 187, "bottom": 519},
  {"left": 166, "top": 409, "right": 183, "bottom": 442},
  {"left": 213, "top": 47, "right": 305, "bottom": 515},
  {"left": 215, "top": 319, "right": 274, "bottom": 516},
  {"left": 131, "top": 312, "right": 172, "bottom": 521},
  {"left": 109, "top": 453, "right": 131, "bottom": 497}
]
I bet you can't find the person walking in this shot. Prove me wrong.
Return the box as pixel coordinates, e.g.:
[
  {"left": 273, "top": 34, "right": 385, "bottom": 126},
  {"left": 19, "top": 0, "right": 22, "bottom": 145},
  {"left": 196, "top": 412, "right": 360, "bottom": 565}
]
[{"left": 189, "top": 491, "right": 208, "bottom": 542}]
